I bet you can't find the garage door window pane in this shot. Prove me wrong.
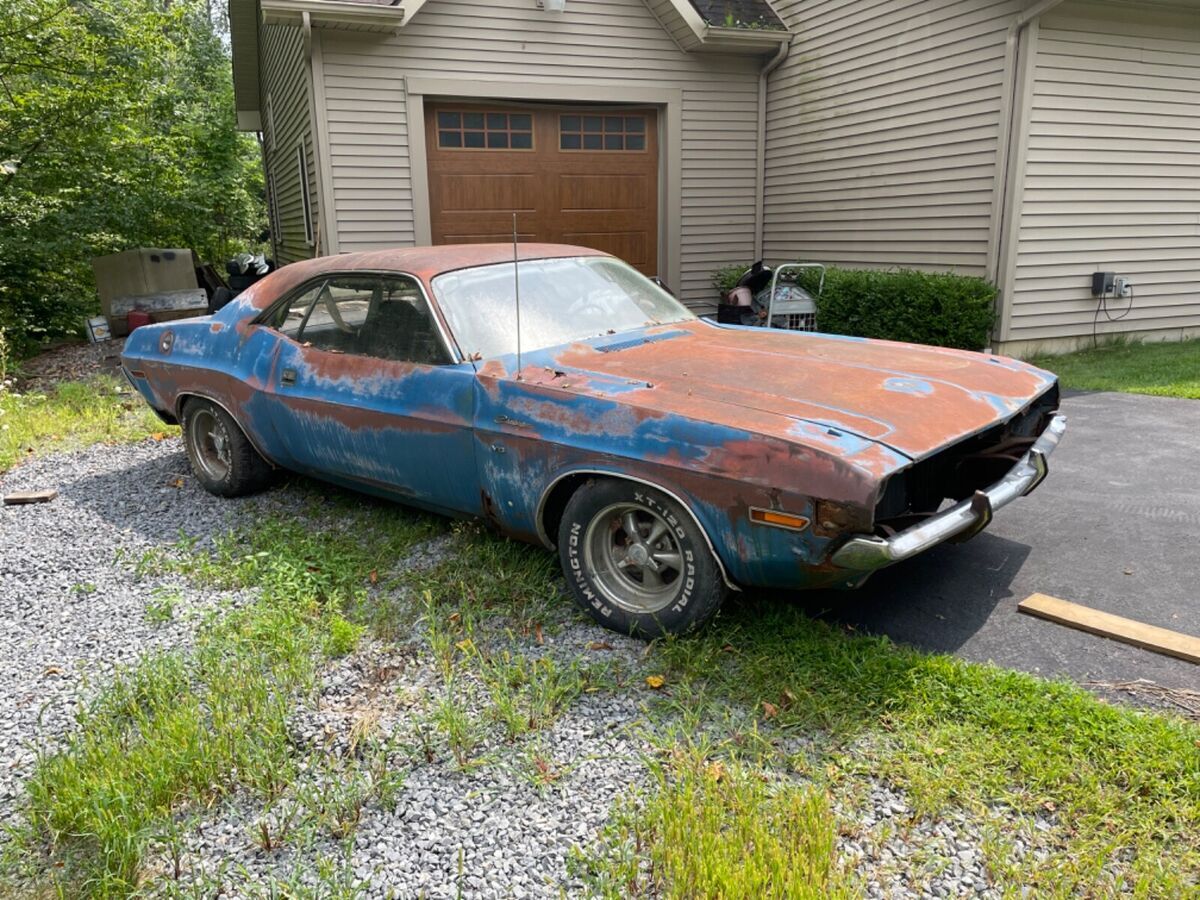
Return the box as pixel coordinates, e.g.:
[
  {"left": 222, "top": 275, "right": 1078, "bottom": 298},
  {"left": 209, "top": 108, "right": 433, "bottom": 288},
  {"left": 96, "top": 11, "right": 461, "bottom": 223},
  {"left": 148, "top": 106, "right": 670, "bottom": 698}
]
[
  {"left": 559, "top": 112, "right": 648, "bottom": 152},
  {"left": 436, "top": 109, "right": 533, "bottom": 151}
]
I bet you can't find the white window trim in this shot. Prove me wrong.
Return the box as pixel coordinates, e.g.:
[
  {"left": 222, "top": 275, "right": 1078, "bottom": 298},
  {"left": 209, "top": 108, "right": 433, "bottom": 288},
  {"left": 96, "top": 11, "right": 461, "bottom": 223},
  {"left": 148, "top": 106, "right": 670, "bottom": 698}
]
[{"left": 296, "top": 141, "right": 314, "bottom": 247}]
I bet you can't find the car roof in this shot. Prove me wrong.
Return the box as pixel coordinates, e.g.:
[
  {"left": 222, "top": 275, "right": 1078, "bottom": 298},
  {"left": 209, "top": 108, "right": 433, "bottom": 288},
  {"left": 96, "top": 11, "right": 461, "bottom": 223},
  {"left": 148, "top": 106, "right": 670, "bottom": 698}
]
[
  {"left": 292, "top": 243, "right": 608, "bottom": 282},
  {"left": 240, "top": 244, "right": 613, "bottom": 316}
]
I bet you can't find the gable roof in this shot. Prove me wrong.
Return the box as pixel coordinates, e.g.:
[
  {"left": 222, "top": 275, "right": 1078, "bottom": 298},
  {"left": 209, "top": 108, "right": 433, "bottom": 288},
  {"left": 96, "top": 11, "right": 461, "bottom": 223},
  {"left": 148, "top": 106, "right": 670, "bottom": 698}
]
[{"left": 230, "top": 0, "right": 788, "bottom": 130}]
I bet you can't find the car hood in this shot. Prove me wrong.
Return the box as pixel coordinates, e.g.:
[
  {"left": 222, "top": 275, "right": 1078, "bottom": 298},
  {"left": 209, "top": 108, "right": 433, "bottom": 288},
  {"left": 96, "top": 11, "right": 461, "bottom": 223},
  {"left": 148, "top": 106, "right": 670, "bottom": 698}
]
[{"left": 538, "top": 321, "right": 1058, "bottom": 461}]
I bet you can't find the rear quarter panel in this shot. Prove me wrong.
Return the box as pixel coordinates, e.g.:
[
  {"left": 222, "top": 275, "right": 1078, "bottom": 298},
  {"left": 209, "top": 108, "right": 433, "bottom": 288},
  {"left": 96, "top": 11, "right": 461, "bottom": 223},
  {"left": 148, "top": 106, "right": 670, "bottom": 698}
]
[{"left": 120, "top": 310, "right": 284, "bottom": 463}]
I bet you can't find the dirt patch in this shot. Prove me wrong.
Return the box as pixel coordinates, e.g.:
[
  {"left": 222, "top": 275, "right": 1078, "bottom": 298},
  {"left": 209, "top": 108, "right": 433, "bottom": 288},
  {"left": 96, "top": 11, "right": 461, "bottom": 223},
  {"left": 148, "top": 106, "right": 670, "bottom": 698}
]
[{"left": 15, "top": 339, "right": 126, "bottom": 390}]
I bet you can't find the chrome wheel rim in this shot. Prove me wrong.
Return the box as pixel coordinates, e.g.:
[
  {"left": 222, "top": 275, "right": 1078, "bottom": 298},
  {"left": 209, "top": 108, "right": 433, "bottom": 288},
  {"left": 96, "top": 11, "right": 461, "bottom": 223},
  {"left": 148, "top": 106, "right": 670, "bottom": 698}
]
[
  {"left": 583, "top": 502, "right": 684, "bottom": 614},
  {"left": 188, "top": 408, "right": 231, "bottom": 482}
]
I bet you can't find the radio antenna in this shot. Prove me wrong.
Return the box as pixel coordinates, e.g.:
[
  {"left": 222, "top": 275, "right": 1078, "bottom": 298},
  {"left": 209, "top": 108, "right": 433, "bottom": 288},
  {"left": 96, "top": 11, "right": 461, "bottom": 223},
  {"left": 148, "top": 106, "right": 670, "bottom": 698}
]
[{"left": 512, "top": 212, "right": 522, "bottom": 379}]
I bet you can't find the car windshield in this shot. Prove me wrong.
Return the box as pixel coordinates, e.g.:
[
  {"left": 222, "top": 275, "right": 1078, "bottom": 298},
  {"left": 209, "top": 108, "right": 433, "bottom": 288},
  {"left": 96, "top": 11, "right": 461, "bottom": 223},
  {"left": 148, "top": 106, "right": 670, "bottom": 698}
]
[{"left": 431, "top": 256, "right": 695, "bottom": 360}]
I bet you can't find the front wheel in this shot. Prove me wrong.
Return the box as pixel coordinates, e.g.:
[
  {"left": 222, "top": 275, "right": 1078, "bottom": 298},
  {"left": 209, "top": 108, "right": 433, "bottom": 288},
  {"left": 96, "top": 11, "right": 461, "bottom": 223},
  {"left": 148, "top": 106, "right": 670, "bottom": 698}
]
[{"left": 558, "top": 479, "right": 727, "bottom": 638}]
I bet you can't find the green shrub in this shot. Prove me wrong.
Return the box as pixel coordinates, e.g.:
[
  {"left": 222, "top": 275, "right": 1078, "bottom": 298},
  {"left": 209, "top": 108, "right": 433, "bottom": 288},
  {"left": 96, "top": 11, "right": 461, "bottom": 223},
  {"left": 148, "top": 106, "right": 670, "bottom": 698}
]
[
  {"left": 709, "top": 263, "right": 997, "bottom": 350},
  {"left": 711, "top": 263, "right": 751, "bottom": 297}
]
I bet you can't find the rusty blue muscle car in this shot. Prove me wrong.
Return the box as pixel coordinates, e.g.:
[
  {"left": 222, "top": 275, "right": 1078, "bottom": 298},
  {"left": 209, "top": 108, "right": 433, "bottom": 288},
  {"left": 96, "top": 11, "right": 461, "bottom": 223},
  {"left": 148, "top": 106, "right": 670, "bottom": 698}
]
[{"left": 121, "top": 244, "right": 1066, "bottom": 637}]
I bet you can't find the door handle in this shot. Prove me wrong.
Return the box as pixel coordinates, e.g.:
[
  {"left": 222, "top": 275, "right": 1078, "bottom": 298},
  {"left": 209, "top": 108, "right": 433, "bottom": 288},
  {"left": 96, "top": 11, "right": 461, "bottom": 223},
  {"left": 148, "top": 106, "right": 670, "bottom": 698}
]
[{"left": 281, "top": 368, "right": 296, "bottom": 386}]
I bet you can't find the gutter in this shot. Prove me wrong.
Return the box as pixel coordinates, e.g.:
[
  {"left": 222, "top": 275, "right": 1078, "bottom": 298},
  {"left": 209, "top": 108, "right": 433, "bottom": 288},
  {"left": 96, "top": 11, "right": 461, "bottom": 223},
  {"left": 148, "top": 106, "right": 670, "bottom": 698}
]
[
  {"left": 987, "top": 0, "right": 1070, "bottom": 288},
  {"left": 754, "top": 38, "right": 790, "bottom": 261}
]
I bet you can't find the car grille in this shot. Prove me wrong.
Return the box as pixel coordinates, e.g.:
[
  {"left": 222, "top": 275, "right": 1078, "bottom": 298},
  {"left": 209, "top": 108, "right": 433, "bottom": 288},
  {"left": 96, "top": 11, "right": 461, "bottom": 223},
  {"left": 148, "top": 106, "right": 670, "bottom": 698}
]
[{"left": 873, "top": 383, "right": 1060, "bottom": 529}]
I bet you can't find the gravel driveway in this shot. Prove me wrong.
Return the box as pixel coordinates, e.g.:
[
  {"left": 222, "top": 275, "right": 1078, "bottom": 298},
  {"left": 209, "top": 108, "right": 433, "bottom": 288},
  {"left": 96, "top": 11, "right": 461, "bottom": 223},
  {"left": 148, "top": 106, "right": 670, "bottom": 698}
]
[
  {"left": 0, "top": 438, "right": 1087, "bottom": 897},
  {"left": 0, "top": 440, "right": 261, "bottom": 831}
]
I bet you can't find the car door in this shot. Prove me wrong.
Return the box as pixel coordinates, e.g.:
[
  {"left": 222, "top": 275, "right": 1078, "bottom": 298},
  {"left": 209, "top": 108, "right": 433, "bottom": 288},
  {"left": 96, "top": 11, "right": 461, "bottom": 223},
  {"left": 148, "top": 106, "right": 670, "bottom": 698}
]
[{"left": 259, "top": 273, "right": 481, "bottom": 517}]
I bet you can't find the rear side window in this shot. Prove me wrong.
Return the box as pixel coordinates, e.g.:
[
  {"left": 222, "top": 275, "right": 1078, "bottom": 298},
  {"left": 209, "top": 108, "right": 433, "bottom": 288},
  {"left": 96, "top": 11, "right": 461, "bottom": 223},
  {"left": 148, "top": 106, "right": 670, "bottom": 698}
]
[{"left": 263, "top": 275, "right": 452, "bottom": 366}]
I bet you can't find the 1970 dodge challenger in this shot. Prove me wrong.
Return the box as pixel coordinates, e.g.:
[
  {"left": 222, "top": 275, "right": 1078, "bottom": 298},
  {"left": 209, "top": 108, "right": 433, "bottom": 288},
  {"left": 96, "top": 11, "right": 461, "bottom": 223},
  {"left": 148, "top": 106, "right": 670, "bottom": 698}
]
[{"left": 122, "top": 244, "right": 1066, "bottom": 637}]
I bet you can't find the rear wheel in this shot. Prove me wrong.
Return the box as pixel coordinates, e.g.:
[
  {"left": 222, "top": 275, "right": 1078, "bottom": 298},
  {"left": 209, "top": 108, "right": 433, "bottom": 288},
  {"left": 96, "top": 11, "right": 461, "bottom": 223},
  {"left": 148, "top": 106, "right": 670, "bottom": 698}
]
[
  {"left": 558, "top": 479, "right": 727, "bottom": 638},
  {"left": 181, "top": 398, "right": 273, "bottom": 497}
]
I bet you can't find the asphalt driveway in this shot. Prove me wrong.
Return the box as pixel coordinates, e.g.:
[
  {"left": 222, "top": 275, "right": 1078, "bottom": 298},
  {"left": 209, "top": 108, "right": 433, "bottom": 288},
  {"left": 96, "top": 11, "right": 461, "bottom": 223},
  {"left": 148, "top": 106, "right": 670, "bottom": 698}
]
[{"left": 818, "top": 390, "right": 1199, "bottom": 695}]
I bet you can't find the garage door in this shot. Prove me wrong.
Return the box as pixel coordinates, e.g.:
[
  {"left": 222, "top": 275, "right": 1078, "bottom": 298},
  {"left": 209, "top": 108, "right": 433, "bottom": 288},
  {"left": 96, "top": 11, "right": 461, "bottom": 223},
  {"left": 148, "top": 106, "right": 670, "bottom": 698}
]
[{"left": 425, "top": 105, "right": 659, "bottom": 276}]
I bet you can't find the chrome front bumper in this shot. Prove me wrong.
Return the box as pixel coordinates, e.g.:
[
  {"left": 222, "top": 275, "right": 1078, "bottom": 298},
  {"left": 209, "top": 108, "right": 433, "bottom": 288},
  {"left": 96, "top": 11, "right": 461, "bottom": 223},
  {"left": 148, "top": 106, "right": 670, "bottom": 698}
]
[{"left": 831, "top": 414, "right": 1068, "bottom": 572}]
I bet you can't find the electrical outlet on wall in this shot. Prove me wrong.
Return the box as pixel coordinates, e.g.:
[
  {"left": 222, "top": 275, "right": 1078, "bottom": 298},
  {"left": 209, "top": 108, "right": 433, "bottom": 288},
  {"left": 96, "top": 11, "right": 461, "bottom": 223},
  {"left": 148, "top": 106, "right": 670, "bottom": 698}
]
[{"left": 1114, "top": 276, "right": 1133, "bottom": 298}]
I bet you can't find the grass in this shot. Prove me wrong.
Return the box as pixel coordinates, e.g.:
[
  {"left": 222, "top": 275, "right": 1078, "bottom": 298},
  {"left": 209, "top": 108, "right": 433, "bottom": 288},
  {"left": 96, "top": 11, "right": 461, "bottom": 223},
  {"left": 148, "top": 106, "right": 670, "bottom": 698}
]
[
  {"left": 6, "top": 420, "right": 1198, "bottom": 895},
  {"left": 15, "top": 591, "right": 323, "bottom": 895},
  {"left": 579, "top": 748, "right": 857, "bottom": 898},
  {"left": 384, "top": 525, "right": 1200, "bottom": 893},
  {"left": 0, "top": 376, "right": 175, "bottom": 472},
  {"left": 1031, "top": 336, "right": 1200, "bottom": 399},
  {"left": 645, "top": 599, "right": 1200, "bottom": 894},
  {"left": 8, "top": 493, "right": 441, "bottom": 896}
]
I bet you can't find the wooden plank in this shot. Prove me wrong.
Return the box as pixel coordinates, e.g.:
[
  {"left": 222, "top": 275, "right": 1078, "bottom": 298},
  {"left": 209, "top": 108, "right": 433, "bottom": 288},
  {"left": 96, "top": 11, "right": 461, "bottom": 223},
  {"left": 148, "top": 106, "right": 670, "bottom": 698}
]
[
  {"left": 1018, "top": 593, "right": 1200, "bottom": 666},
  {"left": 2, "top": 489, "right": 58, "bottom": 506}
]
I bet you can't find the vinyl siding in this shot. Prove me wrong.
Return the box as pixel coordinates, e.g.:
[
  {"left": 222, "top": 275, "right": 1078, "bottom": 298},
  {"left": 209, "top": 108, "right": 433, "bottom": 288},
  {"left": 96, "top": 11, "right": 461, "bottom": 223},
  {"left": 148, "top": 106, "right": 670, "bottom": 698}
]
[
  {"left": 260, "top": 22, "right": 318, "bottom": 265},
  {"left": 316, "top": 0, "right": 763, "bottom": 309},
  {"left": 1007, "top": 1, "right": 1200, "bottom": 343},
  {"left": 763, "top": 0, "right": 1022, "bottom": 273}
]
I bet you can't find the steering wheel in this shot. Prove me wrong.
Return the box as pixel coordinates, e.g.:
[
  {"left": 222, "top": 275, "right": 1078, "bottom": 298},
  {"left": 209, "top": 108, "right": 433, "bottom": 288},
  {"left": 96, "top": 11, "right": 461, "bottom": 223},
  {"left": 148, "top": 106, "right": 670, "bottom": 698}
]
[
  {"left": 319, "top": 283, "right": 358, "bottom": 334},
  {"left": 567, "top": 291, "right": 612, "bottom": 320}
]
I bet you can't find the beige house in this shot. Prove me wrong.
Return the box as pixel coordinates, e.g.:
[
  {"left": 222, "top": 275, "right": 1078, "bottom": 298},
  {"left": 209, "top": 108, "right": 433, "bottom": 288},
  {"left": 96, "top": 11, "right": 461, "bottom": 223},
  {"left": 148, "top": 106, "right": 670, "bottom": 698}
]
[{"left": 231, "top": 0, "right": 1200, "bottom": 356}]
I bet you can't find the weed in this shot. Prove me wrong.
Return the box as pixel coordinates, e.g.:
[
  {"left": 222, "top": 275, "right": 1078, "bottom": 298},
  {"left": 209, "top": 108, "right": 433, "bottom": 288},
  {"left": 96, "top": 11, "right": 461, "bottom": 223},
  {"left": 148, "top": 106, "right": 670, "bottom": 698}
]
[
  {"left": 144, "top": 588, "right": 181, "bottom": 624},
  {"left": 326, "top": 614, "right": 365, "bottom": 657},
  {"left": 477, "top": 650, "right": 585, "bottom": 741},
  {"left": 429, "top": 681, "right": 482, "bottom": 770},
  {"left": 578, "top": 747, "right": 856, "bottom": 898}
]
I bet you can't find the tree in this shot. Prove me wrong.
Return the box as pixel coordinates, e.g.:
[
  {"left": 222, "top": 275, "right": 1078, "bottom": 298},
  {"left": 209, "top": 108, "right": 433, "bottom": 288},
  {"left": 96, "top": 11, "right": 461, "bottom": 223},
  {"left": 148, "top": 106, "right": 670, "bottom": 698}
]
[{"left": 0, "top": 0, "right": 265, "bottom": 357}]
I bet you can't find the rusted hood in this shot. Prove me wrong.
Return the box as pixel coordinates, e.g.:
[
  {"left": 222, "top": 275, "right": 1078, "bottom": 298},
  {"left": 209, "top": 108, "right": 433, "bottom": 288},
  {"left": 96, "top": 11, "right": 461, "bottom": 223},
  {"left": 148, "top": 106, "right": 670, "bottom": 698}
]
[{"left": 547, "top": 321, "right": 1058, "bottom": 461}]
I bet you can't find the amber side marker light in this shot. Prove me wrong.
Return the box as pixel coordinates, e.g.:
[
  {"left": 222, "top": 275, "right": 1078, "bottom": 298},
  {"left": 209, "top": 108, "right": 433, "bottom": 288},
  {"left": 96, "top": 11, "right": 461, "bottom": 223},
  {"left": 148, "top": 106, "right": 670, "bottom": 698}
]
[{"left": 749, "top": 507, "right": 811, "bottom": 532}]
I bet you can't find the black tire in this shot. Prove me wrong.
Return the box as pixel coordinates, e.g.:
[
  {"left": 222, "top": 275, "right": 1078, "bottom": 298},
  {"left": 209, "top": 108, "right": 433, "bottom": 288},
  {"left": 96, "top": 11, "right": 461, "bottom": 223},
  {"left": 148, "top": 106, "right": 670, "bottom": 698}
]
[
  {"left": 558, "top": 478, "right": 727, "bottom": 638},
  {"left": 180, "top": 398, "right": 274, "bottom": 497}
]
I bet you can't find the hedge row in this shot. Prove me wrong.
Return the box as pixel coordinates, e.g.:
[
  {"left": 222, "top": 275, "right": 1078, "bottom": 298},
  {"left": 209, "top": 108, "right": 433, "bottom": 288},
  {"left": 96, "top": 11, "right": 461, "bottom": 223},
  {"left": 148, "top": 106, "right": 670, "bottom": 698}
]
[{"left": 710, "top": 264, "right": 997, "bottom": 351}]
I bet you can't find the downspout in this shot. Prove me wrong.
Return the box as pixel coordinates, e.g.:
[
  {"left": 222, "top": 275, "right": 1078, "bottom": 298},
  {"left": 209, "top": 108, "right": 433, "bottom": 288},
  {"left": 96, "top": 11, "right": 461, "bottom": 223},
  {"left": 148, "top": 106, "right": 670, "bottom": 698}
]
[
  {"left": 754, "top": 38, "right": 790, "bottom": 261},
  {"left": 988, "top": 0, "right": 1070, "bottom": 288},
  {"left": 301, "top": 11, "right": 328, "bottom": 256}
]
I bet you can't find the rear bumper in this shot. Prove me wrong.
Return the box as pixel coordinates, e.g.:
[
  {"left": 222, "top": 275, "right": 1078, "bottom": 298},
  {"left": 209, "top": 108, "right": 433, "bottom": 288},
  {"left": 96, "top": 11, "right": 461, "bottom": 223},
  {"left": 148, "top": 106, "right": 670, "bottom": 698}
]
[{"left": 830, "top": 414, "right": 1067, "bottom": 572}]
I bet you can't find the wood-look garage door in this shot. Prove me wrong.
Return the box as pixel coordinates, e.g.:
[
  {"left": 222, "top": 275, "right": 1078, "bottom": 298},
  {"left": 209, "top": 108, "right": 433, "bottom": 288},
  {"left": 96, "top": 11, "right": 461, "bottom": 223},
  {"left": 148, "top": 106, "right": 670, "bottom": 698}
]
[{"left": 426, "top": 105, "right": 659, "bottom": 275}]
